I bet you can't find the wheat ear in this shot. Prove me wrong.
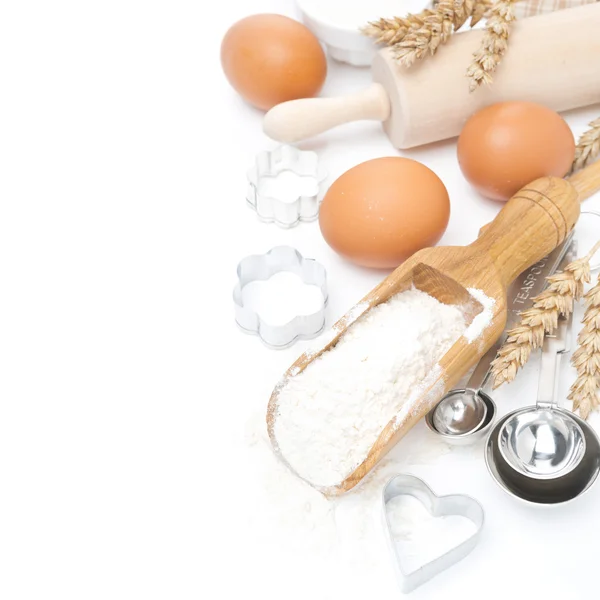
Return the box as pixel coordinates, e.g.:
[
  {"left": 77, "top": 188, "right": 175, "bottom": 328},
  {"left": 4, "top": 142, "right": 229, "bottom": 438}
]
[
  {"left": 363, "top": 0, "right": 490, "bottom": 47},
  {"left": 466, "top": 0, "right": 516, "bottom": 92},
  {"left": 362, "top": 12, "right": 435, "bottom": 46},
  {"left": 490, "top": 242, "right": 600, "bottom": 389},
  {"left": 571, "top": 117, "right": 600, "bottom": 174},
  {"left": 392, "top": 0, "right": 457, "bottom": 67},
  {"left": 569, "top": 274, "right": 600, "bottom": 419},
  {"left": 363, "top": 0, "right": 476, "bottom": 67}
]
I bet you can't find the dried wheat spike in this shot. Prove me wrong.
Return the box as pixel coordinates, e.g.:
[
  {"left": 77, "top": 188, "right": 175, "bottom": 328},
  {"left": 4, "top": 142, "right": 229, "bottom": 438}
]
[
  {"left": 454, "top": 0, "right": 476, "bottom": 30},
  {"left": 363, "top": 0, "right": 475, "bottom": 66},
  {"left": 470, "top": 0, "right": 494, "bottom": 27},
  {"left": 393, "top": 0, "right": 474, "bottom": 67},
  {"left": 569, "top": 273, "right": 600, "bottom": 419},
  {"left": 490, "top": 250, "right": 597, "bottom": 390},
  {"left": 571, "top": 117, "right": 600, "bottom": 173},
  {"left": 466, "top": 0, "right": 516, "bottom": 92},
  {"left": 362, "top": 13, "right": 431, "bottom": 46}
]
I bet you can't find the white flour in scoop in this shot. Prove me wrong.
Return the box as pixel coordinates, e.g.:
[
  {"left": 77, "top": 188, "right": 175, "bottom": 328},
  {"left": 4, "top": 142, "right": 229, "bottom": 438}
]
[
  {"left": 273, "top": 289, "right": 467, "bottom": 488},
  {"left": 465, "top": 287, "right": 496, "bottom": 343}
]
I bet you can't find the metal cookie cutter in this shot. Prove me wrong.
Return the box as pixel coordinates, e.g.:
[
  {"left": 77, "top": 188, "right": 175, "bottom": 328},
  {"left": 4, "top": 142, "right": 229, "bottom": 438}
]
[
  {"left": 233, "top": 246, "right": 328, "bottom": 349},
  {"left": 382, "top": 474, "right": 484, "bottom": 593},
  {"left": 246, "top": 145, "right": 327, "bottom": 228}
]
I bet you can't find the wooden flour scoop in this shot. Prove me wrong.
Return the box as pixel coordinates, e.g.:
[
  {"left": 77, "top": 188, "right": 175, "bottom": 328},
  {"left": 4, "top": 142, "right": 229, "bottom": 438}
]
[{"left": 267, "top": 162, "right": 600, "bottom": 497}]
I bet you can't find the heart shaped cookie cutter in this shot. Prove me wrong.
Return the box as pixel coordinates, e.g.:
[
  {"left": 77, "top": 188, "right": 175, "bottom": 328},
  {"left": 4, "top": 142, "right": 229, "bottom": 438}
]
[{"left": 382, "top": 474, "right": 484, "bottom": 593}]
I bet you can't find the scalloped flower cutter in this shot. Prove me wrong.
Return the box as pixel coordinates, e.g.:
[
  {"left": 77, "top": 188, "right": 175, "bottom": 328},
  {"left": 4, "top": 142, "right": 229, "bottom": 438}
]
[
  {"left": 382, "top": 474, "right": 484, "bottom": 593},
  {"left": 233, "top": 246, "right": 328, "bottom": 349},
  {"left": 246, "top": 145, "right": 327, "bottom": 228}
]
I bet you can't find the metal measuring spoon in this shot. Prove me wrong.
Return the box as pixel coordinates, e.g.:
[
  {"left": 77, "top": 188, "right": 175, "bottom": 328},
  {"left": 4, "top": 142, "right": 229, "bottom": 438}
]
[
  {"left": 486, "top": 408, "right": 600, "bottom": 505},
  {"left": 432, "top": 389, "right": 487, "bottom": 436},
  {"left": 498, "top": 311, "right": 586, "bottom": 479}
]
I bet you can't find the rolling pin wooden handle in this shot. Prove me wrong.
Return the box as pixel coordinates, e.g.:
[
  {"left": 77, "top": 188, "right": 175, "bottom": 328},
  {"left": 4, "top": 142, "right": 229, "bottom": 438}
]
[
  {"left": 473, "top": 176, "right": 580, "bottom": 287},
  {"left": 263, "top": 83, "right": 390, "bottom": 144}
]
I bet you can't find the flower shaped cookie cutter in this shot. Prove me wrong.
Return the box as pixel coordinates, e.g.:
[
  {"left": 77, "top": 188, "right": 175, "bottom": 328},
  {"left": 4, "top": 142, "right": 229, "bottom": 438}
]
[
  {"left": 246, "top": 145, "right": 327, "bottom": 228},
  {"left": 382, "top": 474, "right": 484, "bottom": 593},
  {"left": 233, "top": 246, "right": 328, "bottom": 349}
]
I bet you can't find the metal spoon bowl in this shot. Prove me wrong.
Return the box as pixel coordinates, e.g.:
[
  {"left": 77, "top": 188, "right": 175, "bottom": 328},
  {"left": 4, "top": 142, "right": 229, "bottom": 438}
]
[
  {"left": 432, "top": 389, "right": 487, "bottom": 436},
  {"left": 498, "top": 407, "right": 586, "bottom": 480},
  {"left": 496, "top": 305, "right": 582, "bottom": 480},
  {"left": 425, "top": 390, "right": 496, "bottom": 445},
  {"left": 486, "top": 409, "right": 600, "bottom": 505}
]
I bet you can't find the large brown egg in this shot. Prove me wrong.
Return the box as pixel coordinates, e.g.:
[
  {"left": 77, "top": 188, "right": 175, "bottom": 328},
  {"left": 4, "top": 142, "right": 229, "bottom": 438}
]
[
  {"left": 319, "top": 157, "right": 450, "bottom": 269},
  {"left": 220, "top": 14, "right": 327, "bottom": 111},
  {"left": 457, "top": 101, "right": 575, "bottom": 201}
]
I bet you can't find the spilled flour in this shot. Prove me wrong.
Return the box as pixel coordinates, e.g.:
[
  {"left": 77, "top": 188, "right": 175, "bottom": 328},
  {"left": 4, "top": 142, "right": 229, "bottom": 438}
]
[
  {"left": 273, "top": 289, "right": 467, "bottom": 488},
  {"left": 245, "top": 410, "right": 454, "bottom": 581}
]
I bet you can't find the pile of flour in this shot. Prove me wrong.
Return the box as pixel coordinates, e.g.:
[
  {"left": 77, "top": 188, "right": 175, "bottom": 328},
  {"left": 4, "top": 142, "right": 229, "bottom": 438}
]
[{"left": 273, "top": 289, "right": 466, "bottom": 488}]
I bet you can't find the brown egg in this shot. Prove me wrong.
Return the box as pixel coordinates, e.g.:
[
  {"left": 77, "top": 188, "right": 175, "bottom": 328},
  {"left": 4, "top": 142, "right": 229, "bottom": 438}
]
[
  {"left": 457, "top": 101, "right": 575, "bottom": 202},
  {"left": 220, "top": 14, "right": 327, "bottom": 111},
  {"left": 319, "top": 157, "right": 450, "bottom": 269}
]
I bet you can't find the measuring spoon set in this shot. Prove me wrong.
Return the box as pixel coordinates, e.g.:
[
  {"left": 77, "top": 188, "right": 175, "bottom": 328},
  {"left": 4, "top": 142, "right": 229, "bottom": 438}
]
[{"left": 424, "top": 216, "right": 600, "bottom": 506}]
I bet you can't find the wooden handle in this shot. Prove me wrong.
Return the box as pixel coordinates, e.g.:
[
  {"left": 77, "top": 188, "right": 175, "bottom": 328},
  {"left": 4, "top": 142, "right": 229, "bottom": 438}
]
[
  {"left": 263, "top": 83, "right": 390, "bottom": 144},
  {"left": 569, "top": 159, "right": 600, "bottom": 202},
  {"left": 473, "top": 177, "right": 580, "bottom": 287}
]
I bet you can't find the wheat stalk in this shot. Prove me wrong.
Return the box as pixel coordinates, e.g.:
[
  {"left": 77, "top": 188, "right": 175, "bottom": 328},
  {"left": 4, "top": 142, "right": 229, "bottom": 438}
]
[
  {"left": 569, "top": 274, "right": 600, "bottom": 419},
  {"left": 571, "top": 117, "right": 600, "bottom": 173},
  {"left": 363, "top": 0, "right": 479, "bottom": 67},
  {"left": 364, "top": 0, "right": 513, "bottom": 87},
  {"left": 490, "top": 241, "right": 600, "bottom": 389},
  {"left": 454, "top": 0, "right": 478, "bottom": 29},
  {"left": 393, "top": 0, "right": 457, "bottom": 67},
  {"left": 361, "top": 13, "right": 434, "bottom": 46},
  {"left": 466, "top": 0, "right": 516, "bottom": 92}
]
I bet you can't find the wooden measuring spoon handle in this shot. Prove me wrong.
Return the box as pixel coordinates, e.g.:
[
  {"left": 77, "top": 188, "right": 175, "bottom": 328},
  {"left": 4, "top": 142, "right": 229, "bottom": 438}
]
[
  {"left": 569, "top": 159, "right": 600, "bottom": 202},
  {"left": 473, "top": 176, "right": 580, "bottom": 287},
  {"left": 263, "top": 83, "right": 391, "bottom": 144}
]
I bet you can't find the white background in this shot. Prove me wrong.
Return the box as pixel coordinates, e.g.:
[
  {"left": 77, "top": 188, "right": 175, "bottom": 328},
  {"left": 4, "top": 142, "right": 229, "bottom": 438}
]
[{"left": 1, "top": 1, "right": 599, "bottom": 598}]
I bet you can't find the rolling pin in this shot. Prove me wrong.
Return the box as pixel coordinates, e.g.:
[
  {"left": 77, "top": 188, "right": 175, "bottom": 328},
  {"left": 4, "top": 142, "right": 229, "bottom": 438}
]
[{"left": 263, "top": 3, "right": 600, "bottom": 149}]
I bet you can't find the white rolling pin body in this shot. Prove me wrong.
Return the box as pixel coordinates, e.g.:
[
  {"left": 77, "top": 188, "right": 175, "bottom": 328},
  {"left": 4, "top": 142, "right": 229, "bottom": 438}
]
[{"left": 264, "top": 3, "right": 600, "bottom": 149}]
